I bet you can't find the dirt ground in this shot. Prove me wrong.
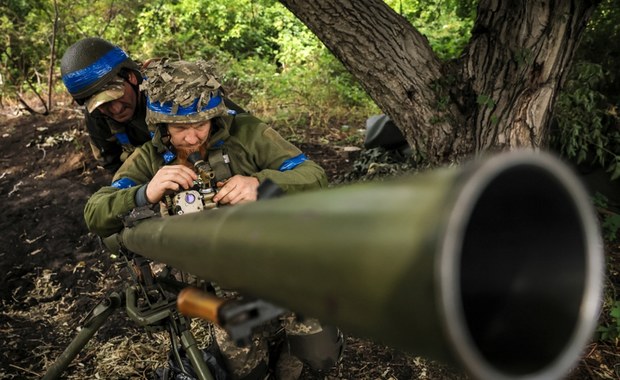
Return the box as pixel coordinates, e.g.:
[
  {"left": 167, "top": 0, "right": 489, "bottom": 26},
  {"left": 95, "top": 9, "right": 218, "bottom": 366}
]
[{"left": 0, "top": 107, "right": 618, "bottom": 379}]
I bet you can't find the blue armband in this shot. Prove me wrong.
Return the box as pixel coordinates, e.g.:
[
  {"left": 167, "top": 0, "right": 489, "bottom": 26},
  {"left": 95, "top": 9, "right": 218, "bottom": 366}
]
[
  {"left": 279, "top": 154, "right": 307, "bottom": 171},
  {"left": 111, "top": 177, "right": 137, "bottom": 189}
]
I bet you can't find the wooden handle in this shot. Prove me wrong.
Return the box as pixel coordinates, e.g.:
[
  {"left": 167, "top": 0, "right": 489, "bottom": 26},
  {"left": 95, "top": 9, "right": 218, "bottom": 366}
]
[{"left": 177, "top": 287, "right": 226, "bottom": 323}]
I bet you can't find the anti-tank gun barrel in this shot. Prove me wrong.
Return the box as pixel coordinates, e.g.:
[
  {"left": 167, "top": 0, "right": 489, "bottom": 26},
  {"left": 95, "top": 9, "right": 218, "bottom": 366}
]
[{"left": 113, "top": 151, "right": 603, "bottom": 380}]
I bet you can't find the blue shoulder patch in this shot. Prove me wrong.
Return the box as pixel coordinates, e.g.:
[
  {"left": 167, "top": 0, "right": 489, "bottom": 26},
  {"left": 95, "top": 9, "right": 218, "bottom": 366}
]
[
  {"left": 212, "top": 140, "right": 225, "bottom": 148},
  {"left": 115, "top": 132, "right": 130, "bottom": 145},
  {"left": 163, "top": 150, "right": 176, "bottom": 164},
  {"left": 111, "top": 177, "right": 137, "bottom": 189},
  {"left": 279, "top": 154, "right": 307, "bottom": 171}
]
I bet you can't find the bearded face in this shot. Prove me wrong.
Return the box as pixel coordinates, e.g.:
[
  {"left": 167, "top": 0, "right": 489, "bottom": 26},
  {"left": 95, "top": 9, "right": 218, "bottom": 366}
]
[
  {"left": 167, "top": 120, "right": 212, "bottom": 168},
  {"left": 176, "top": 144, "right": 208, "bottom": 169}
]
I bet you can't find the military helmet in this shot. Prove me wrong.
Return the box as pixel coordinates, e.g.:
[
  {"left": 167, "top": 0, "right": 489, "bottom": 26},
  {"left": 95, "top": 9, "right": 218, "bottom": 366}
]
[
  {"left": 60, "top": 37, "right": 140, "bottom": 104},
  {"left": 142, "top": 59, "right": 229, "bottom": 129}
]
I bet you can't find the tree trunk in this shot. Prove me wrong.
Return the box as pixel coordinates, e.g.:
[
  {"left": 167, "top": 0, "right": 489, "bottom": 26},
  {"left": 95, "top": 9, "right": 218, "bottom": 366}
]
[
  {"left": 463, "top": 0, "right": 598, "bottom": 153},
  {"left": 278, "top": 0, "right": 600, "bottom": 164}
]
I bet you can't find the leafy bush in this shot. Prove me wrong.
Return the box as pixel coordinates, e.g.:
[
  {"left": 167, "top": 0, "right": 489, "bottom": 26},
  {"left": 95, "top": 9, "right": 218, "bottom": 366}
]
[
  {"left": 551, "top": 62, "right": 620, "bottom": 179},
  {"left": 226, "top": 48, "right": 377, "bottom": 139},
  {"left": 593, "top": 193, "right": 620, "bottom": 241},
  {"left": 384, "top": 0, "right": 475, "bottom": 60},
  {"left": 220, "top": 4, "right": 378, "bottom": 138},
  {"left": 0, "top": 0, "right": 476, "bottom": 128},
  {"left": 551, "top": 0, "right": 620, "bottom": 180},
  {"left": 135, "top": 0, "right": 280, "bottom": 60},
  {"left": 597, "top": 300, "right": 620, "bottom": 343},
  {"left": 591, "top": 193, "right": 620, "bottom": 344}
]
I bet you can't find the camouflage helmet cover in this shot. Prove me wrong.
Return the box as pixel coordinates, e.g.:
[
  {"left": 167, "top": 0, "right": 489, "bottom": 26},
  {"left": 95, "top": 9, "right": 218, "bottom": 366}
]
[
  {"left": 60, "top": 37, "right": 140, "bottom": 103},
  {"left": 142, "top": 59, "right": 228, "bottom": 129}
]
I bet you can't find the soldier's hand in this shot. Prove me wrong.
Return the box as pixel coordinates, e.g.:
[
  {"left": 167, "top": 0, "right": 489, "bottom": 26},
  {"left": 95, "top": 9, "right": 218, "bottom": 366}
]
[
  {"left": 146, "top": 165, "right": 198, "bottom": 203},
  {"left": 213, "top": 175, "right": 259, "bottom": 205}
]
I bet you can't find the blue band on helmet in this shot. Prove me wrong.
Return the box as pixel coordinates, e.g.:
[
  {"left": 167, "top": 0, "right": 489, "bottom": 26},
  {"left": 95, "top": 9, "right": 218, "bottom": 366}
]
[
  {"left": 115, "top": 132, "right": 130, "bottom": 145},
  {"left": 279, "top": 154, "right": 307, "bottom": 171},
  {"left": 111, "top": 177, "right": 137, "bottom": 189},
  {"left": 62, "top": 47, "right": 129, "bottom": 95},
  {"left": 147, "top": 94, "right": 222, "bottom": 116}
]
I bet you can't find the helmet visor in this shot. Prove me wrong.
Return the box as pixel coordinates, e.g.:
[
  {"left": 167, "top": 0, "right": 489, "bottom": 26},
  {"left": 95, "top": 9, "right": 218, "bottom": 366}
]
[{"left": 85, "top": 77, "right": 126, "bottom": 113}]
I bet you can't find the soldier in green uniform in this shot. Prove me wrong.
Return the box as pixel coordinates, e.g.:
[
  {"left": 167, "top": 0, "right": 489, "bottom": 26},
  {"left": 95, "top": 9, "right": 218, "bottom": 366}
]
[
  {"left": 60, "top": 37, "right": 152, "bottom": 172},
  {"left": 60, "top": 38, "right": 245, "bottom": 173},
  {"left": 84, "top": 59, "right": 343, "bottom": 379}
]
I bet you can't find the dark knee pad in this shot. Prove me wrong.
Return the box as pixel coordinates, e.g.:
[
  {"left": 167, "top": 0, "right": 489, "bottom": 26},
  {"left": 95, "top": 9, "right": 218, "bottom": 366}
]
[{"left": 286, "top": 325, "right": 344, "bottom": 371}]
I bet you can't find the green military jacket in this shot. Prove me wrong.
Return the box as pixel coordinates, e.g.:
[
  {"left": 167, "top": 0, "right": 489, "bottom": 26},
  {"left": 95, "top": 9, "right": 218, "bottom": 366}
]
[{"left": 84, "top": 113, "right": 328, "bottom": 237}]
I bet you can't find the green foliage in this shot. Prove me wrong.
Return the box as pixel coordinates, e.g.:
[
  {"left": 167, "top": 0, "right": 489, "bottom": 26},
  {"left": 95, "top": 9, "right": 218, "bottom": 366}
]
[
  {"left": 597, "top": 292, "right": 620, "bottom": 344},
  {"left": 205, "top": 2, "right": 379, "bottom": 133},
  {"left": 226, "top": 47, "right": 377, "bottom": 136},
  {"left": 551, "top": 0, "right": 620, "bottom": 182},
  {"left": 1, "top": 0, "right": 474, "bottom": 123},
  {"left": 1, "top": 0, "right": 380, "bottom": 131},
  {"left": 597, "top": 300, "right": 620, "bottom": 342},
  {"left": 593, "top": 193, "right": 620, "bottom": 242},
  {"left": 384, "top": 0, "right": 475, "bottom": 60},
  {"left": 551, "top": 62, "right": 620, "bottom": 179},
  {"left": 576, "top": 0, "right": 620, "bottom": 105},
  {"left": 602, "top": 214, "right": 620, "bottom": 242},
  {"left": 1, "top": 0, "right": 51, "bottom": 95},
  {"left": 591, "top": 193, "right": 620, "bottom": 344},
  {"left": 0, "top": 0, "right": 145, "bottom": 101},
  {"left": 133, "top": 0, "right": 299, "bottom": 62}
]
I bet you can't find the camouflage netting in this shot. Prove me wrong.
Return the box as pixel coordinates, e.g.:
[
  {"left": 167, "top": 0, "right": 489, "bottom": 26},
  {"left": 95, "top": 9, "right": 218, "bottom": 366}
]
[
  {"left": 142, "top": 59, "right": 222, "bottom": 107},
  {"left": 338, "top": 147, "right": 424, "bottom": 183},
  {"left": 142, "top": 59, "right": 228, "bottom": 126}
]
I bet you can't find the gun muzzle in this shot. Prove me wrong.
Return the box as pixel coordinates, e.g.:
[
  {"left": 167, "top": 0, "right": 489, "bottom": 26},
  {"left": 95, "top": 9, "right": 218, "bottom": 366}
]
[{"left": 117, "top": 151, "right": 603, "bottom": 380}]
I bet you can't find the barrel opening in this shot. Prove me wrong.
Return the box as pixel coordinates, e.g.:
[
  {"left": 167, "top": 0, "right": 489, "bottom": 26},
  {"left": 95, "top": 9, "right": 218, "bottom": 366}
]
[{"left": 459, "top": 164, "right": 587, "bottom": 375}]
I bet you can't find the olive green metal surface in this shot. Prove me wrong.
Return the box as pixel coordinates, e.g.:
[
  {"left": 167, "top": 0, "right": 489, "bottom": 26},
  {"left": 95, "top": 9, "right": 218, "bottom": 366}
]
[{"left": 117, "top": 151, "right": 603, "bottom": 380}]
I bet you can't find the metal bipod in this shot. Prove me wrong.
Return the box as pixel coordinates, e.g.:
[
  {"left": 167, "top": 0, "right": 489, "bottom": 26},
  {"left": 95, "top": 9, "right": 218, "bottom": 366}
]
[
  {"left": 41, "top": 262, "right": 215, "bottom": 380},
  {"left": 41, "top": 291, "right": 123, "bottom": 380}
]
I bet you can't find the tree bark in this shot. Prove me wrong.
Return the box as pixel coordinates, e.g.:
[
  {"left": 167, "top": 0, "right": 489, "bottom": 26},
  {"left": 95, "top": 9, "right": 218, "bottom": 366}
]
[
  {"left": 278, "top": 0, "right": 600, "bottom": 163},
  {"left": 462, "top": 0, "right": 598, "bottom": 153},
  {"left": 278, "top": 0, "right": 468, "bottom": 163}
]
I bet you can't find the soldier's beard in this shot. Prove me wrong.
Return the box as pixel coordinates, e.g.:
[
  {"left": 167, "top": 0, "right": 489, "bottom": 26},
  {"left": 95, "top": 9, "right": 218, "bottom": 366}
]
[{"left": 176, "top": 144, "right": 208, "bottom": 169}]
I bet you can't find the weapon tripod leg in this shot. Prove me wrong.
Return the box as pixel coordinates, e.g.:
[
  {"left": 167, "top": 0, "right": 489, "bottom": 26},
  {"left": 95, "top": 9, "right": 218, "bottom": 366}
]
[
  {"left": 42, "top": 291, "right": 124, "bottom": 380},
  {"left": 168, "top": 312, "right": 215, "bottom": 380}
]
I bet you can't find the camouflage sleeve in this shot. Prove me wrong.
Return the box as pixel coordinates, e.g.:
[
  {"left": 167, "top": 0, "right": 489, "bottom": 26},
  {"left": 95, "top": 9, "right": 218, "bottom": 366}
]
[
  {"left": 83, "top": 185, "right": 141, "bottom": 237},
  {"left": 83, "top": 143, "right": 161, "bottom": 237},
  {"left": 249, "top": 126, "right": 328, "bottom": 193}
]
